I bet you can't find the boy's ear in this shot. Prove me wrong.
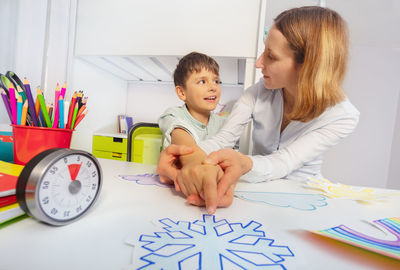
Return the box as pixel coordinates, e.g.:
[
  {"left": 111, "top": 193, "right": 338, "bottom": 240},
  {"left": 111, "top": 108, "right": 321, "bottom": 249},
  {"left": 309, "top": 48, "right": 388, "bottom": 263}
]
[{"left": 175, "top": 86, "right": 186, "bottom": 101}]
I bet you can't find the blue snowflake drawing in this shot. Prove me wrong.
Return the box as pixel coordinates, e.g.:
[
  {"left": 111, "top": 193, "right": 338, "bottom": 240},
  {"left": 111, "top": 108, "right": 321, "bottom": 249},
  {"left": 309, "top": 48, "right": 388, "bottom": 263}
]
[
  {"left": 118, "top": 174, "right": 172, "bottom": 188},
  {"left": 234, "top": 191, "right": 327, "bottom": 211},
  {"left": 137, "top": 215, "right": 294, "bottom": 269}
]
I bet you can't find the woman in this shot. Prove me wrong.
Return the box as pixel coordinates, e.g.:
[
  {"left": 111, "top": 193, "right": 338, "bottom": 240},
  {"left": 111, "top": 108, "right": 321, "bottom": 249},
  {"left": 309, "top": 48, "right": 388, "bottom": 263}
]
[{"left": 157, "top": 6, "right": 359, "bottom": 212}]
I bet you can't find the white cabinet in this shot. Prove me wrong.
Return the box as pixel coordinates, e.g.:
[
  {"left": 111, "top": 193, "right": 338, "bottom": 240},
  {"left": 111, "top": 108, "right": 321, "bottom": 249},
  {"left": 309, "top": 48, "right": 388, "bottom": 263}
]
[
  {"left": 75, "top": 0, "right": 261, "bottom": 58},
  {"left": 74, "top": 0, "right": 263, "bottom": 85}
]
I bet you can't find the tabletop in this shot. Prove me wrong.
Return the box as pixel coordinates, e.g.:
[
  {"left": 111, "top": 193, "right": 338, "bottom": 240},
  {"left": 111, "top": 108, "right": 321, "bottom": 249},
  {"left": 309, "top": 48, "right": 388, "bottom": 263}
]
[{"left": 0, "top": 158, "right": 399, "bottom": 270}]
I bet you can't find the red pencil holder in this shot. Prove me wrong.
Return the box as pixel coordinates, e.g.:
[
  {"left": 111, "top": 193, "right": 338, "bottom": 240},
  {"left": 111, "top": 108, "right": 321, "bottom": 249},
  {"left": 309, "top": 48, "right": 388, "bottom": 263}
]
[{"left": 12, "top": 125, "right": 73, "bottom": 165}]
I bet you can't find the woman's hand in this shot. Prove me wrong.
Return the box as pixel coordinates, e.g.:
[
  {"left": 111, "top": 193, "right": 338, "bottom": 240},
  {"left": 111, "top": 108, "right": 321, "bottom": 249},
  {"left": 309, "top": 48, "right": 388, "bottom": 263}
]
[
  {"left": 156, "top": 144, "right": 193, "bottom": 189},
  {"left": 203, "top": 148, "right": 252, "bottom": 202},
  {"left": 177, "top": 163, "right": 224, "bottom": 214}
]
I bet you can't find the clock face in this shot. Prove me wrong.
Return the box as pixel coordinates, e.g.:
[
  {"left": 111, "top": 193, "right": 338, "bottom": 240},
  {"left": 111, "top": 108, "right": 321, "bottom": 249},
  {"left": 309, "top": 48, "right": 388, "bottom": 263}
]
[
  {"left": 38, "top": 153, "right": 100, "bottom": 221},
  {"left": 17, "top": 148, "right": 102, "bottom": 226}
]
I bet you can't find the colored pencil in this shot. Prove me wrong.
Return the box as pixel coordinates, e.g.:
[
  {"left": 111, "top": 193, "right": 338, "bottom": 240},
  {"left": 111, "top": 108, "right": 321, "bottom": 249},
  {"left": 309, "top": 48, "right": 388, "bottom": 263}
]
[
  {"left": 8, "top": 83, "right": 17, "bottom": 125},
  {"left": 73, "top": 109, "right": 87, "bottom": 129},
  {"left": 48, "top": 104, "right": 53, "bottom": 122},
  {"left": 37, "top": 88, "right": 51, "bottom": 127},
  {"left": 23, "top": 78, "right": 39, "bottom": 126},
  {"left": 66, "top": 92, "right": 77, "bottom": 129},
  {"left": 60, "top": 82, "right": 66, "bottom": 99},
  {"left": 70, "top": 103, "right": 79, "bottom": 130},
  {"left": 21, "top": 100, "right": 28, "bottom": 125},
  {"left": 0, "top": 89, "right": 13, "bottom": 123},
  {"left": 52, "top": 84, "right": 61, "bottom": 128},
  {"left": 59, "top": 96, "right": 64, "bottom": 129},
  {"left": 76, "top": 91, "right": 83, "bottom": 109},
  {"left": 17, "top": 95, "right": 23, "bottom": 125},
  {"left": 76, "top": 104, "right": 86, "bottom": 120},
  {"left": 16, "top": 85, "right": 27, "bottom": 103}
]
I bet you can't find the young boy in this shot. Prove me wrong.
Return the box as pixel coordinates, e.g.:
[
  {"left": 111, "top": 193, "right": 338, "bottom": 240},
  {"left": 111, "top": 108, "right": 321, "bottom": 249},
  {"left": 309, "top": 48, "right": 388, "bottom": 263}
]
[{"left": 158, "top": 52, "right": 226, "bottom": 213}]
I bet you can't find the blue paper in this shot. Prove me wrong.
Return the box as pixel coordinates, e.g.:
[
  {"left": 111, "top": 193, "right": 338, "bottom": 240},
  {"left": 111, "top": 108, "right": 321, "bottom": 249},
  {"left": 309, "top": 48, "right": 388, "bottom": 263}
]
[{"left": 235, "top": 191, "right": 327, "bottom": 211}]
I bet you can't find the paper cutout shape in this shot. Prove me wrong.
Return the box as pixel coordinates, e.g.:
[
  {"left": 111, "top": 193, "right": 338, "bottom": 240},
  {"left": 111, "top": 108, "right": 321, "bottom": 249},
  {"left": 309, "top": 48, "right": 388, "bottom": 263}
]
[
  {"left": 118, "top": 174, "right": 172, "bottom": 188},
  {"left": 234, "top": 191, "right": 327, "bottom": 211},
  {"left": 135, "top": 214, "right": 294, "bottom": 269},
  {"left": 313, "top": 217, "right": 400, "bottom": 260},
  {"left": 307, "top": 178, "right": 400, "bottom": 201}
]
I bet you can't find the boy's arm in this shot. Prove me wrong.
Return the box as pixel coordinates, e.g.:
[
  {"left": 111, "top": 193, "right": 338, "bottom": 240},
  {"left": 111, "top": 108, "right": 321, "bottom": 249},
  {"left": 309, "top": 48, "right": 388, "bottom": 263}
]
[
  {"left": 171, "top": 128, "right": 207, "bottom": 166},
  {"left": 170, "top": 128, "right": 222, "bottom": 214}
]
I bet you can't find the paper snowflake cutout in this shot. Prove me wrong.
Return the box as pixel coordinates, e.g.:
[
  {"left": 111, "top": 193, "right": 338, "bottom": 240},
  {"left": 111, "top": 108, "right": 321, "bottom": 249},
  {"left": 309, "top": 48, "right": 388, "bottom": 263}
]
[
  {"left": 118, "top": 174, "right": 172, "bottom": 188},
  {"left": 136, "top": 215, "right": 294, "bottom": 269},
  {"left": 234, "top": 191, "right": 327, "bottom": 211}
]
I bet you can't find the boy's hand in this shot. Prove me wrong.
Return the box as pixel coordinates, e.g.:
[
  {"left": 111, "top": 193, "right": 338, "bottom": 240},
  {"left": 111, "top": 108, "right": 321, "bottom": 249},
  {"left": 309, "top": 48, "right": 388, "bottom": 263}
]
[
  {"left": 186, "top": 182, "right": 236, "bottom": 208},
  {"left": 176, "top": 164, "right": 223, "bottom": 214},
  {"left": 157, "top": 145, "right": 193, "bottom": 189}
]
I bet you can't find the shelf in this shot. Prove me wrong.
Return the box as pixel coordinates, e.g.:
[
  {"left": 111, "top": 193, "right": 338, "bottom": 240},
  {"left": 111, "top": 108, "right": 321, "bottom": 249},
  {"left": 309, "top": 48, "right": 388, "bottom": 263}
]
[{"left": 76, "top": 55, "right": 246, "bottom": 85}]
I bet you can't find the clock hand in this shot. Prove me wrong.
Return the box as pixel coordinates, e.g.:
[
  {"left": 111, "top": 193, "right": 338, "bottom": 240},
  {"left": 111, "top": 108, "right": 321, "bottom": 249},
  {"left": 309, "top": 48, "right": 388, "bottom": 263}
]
[{"left": 68, "top": 162, "right": 83, "bottom": 181}]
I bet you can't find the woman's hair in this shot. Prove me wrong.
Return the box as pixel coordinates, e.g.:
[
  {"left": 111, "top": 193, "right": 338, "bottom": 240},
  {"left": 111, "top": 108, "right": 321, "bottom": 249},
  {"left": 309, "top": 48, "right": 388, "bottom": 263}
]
[
  {"left": 173, "top": 52, "right": 219, "bottom": 87},
  {"left": 274, "top": 6, "right": 348, "bottom": 122}
]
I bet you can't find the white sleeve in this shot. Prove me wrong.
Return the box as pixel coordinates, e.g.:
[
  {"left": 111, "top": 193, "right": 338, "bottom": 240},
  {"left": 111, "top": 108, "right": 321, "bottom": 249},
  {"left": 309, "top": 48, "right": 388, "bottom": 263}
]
[
  {"left": 198, "top": 84, "right": 258, "bottom": 154},
  {"left": 241, "top": 112, "right": 360, "bottom": 182}
]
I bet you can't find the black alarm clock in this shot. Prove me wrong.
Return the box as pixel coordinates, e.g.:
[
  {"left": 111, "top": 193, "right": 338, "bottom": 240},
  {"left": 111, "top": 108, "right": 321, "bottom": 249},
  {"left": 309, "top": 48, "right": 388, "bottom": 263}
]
[{"left": 16, "top": 148, "right": 102, "bottom": 226}]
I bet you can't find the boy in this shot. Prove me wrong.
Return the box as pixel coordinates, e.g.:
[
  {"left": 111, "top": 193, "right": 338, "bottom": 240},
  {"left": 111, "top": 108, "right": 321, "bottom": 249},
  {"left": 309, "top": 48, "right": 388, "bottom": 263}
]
[{"left": 158, "top": 52, "right": 226, "bottom": 213}]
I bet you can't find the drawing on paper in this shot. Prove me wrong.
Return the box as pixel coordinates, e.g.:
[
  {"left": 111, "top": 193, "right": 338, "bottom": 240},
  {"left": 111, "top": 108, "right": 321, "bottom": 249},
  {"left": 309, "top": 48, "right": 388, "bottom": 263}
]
[
  {"left": 136, "top": 214, "right": 294, "bottom": 269},
  {"left": 118, "top": 174, "right": 171, "bottom": 188},
  {"left": 307, "top": 178, "right": 400, "bottom": 201},
  {"left": 234, "top": 191, "right": 327, "bottom": 211},
  {"left": 313, "top": 217, "right": 400, "bottom": 260}
]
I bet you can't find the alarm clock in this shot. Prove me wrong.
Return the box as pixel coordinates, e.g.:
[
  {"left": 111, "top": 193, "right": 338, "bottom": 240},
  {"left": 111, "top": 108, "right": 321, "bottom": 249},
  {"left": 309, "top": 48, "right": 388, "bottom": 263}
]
[{"left": 16, "top": 148, "right": 102, "bottom": 226}]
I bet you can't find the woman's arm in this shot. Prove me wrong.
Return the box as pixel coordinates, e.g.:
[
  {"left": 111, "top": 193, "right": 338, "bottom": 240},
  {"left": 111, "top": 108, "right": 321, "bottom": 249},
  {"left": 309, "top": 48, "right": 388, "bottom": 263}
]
[{"left": 243, "top": 110, "right": 360, "bottom": 182}]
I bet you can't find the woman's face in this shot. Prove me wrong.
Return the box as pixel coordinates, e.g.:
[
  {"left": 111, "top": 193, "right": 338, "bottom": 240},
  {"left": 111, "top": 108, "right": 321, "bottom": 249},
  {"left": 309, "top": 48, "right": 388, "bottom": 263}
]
[{"left": 255, "top": 26, "right": 301, "bottom": 92}]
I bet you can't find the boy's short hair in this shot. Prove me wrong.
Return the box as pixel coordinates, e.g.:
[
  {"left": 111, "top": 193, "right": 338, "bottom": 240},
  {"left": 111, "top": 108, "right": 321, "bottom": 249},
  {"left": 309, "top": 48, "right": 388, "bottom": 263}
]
[{"left": 173, "top": 52, "right": 219, "bottom": 87}]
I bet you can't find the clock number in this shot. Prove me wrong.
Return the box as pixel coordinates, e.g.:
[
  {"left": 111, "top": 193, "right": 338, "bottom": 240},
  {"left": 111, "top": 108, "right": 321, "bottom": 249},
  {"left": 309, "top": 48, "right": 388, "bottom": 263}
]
[
  {"left": 91, "top": 183, "right": 97, "bottom": 190},
  {"left": 92, "top": 171, "right": 97, "bottom": 178},
  {"left": 42, "top": 196, "right": 49, "bottom": 204},
  {"left": 77, "top": 156, "right": 81, "bottom": 162},
  {"left": 42, "top": 181, "right": 50, "bottom": 189},
  {"left": 51, "top": 208, "right": 58, "bottom": 215},
  {"left": 76, "top": 205, "right": 82, "bottom": 213},
  {"left": 49, "top": 166, "right": 58, "bottom": 175},
  {"left": 64, "top": 157, "right": 68, "bottom": 163},
  {"left": 86, "top": 195, "right": 92, "bottom": 202},
  {"left": 63, "top": 211, "right": 70, "bottom": 217},
  {"left": 86, "top": 161, "right": 92, "bottom": 168}
]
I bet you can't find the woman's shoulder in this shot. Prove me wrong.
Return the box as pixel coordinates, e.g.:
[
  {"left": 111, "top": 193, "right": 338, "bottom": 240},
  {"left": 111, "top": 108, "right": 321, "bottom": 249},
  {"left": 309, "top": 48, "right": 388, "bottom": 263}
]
[
  {"left": 314, "top": 98, "right": 360, "bottom": 127},
  {"left": 326, "top": 98, "right": 360, "bottom": 118}
]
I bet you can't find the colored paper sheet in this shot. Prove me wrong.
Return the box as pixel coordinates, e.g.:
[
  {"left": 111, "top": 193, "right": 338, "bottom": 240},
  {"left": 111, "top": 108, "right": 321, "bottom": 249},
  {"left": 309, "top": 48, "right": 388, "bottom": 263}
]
[
  {"left": 235, "top": 191, "right": 327, "bottom": 211},
  {"left": 313, "top": 217, "right": 400, "bottom": 260},
  {"left": 0, "top": 203, "right": 25, "bottom": 224},
  {"left": 0, "top": 161, "right": 24, "bottom": 176},
  {"left": 307, "top": 178, "right": 400, "bottom": 201},
  {"left": 128, "top": 214, "right": 294, "bottom": 269},
  {"left": 0, "top": 195, "right": 17, "bottom": 207},
  {"left": 0, "top": 172, "right": 18, "bottom": 197},
  {"left": 118, "top": 173, "right": 172, "bottom": 188}
]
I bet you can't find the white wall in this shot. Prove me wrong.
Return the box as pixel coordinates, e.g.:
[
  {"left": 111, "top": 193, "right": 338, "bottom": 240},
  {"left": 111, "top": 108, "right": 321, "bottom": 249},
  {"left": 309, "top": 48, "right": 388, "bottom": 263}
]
[
  {"left": 0, "top": 0, "right": 48, "bottom": 125},
  {"left": 387, "top": 88, "right": 400, "bottom": 189},
  {"left": 69, "top": 58, "right": 127, "bottom": 152}
]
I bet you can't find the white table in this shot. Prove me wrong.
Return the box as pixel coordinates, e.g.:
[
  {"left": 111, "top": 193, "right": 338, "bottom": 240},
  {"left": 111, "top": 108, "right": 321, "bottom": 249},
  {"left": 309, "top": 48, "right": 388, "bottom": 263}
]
[{"left": 1, "top": 158, "right": 399, "bottom": 269}]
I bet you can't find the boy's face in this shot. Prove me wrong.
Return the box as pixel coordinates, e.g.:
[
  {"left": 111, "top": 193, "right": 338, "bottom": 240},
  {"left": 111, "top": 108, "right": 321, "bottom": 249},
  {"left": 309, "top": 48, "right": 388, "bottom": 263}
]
[{"left": 176, "top": 68, "right": 221, "bottom": 119}]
